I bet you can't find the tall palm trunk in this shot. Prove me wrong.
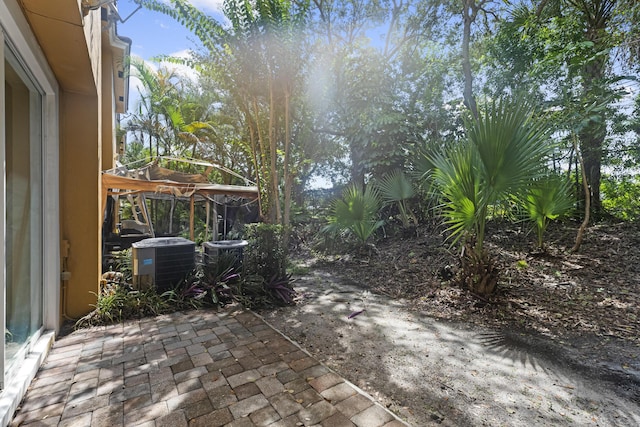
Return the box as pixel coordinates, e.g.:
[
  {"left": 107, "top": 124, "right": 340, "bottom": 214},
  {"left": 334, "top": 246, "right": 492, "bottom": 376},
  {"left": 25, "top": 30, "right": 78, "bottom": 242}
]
[
  {"left": 268, "top": 76, "right": 282, "bottom": 224},
  {"left": 283, "top": 87, "right": 293, "bottom": 228}
]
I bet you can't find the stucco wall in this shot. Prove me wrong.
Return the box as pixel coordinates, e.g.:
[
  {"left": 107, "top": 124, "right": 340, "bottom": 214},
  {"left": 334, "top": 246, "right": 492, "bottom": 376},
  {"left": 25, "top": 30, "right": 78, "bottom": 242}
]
[
  {"left": 101, "top": 46, "right": 117, "bottom": 171},
  {"left": 17, "top": 1, "right": 123, "bottom": 317},
  {"left": 60, "top": 90, "right": 102, "bottom": 318}
]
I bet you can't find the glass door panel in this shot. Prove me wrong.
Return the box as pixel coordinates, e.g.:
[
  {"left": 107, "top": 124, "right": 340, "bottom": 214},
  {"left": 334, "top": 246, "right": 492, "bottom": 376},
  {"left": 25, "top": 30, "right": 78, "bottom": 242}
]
[{"left": 3, "top": 47, "right": 43, "bottom": 379}]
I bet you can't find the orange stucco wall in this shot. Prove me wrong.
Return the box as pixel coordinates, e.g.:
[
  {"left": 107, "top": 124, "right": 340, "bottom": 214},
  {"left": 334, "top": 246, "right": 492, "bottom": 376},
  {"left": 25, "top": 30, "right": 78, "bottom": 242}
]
[
  {"left": 18, "top": 0, "right": 124, "bottom": 318},
  {"left": 60, "top": 90, "right": 103, "bottom": 318},
  {"left": 101, "top": 47, "right": 117, "bottom": 171}
]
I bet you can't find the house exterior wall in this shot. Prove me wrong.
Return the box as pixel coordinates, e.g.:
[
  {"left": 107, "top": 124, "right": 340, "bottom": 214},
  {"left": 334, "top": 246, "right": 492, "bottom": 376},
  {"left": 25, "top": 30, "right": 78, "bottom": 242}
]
[
  {"left": 60, "top": 90, "right": 102, "bottom": 318},
  {"left": 0, "top": 1, "right": 61, "bottom": 424},
  {"left": 17, "top": 1, "right": 103, "bottom": 320},
  {"left": 0, "top": 0, "right": 129, "bottom": 423},
  {"left": 102, "top": 47, "right": 117, "bottom": 171},
  {"left": 18, "top": 0, "right": 129, "bottom": 318}
]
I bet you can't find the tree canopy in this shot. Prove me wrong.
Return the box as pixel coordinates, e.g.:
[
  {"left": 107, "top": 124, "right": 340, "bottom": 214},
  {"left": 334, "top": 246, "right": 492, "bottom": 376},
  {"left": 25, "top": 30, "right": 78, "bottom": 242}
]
[{"left": 126, "top": 0, "right": 639, "bottom": 225}]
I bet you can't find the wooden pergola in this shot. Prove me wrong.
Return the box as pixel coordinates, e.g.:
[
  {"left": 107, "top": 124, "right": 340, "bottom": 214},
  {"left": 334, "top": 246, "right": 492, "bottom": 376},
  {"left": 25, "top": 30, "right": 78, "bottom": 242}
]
[{"left": 101, "top": 162, "right": 259, "bottom": 241}]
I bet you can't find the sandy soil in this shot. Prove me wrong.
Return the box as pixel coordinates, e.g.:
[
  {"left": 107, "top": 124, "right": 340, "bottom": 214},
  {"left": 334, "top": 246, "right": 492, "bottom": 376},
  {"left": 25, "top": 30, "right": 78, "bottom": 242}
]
[{"left": 259, "top": 221, "right": 640, "bottom": 426}]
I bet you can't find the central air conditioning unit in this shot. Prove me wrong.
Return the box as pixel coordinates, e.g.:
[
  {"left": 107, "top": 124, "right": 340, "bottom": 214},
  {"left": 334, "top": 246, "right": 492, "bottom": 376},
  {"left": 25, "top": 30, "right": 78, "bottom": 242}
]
[
  {"left": 132, "top": 237, "right": 195, "bottom": 292},
  {"left": 202, "top": 239, "right": 248, "bottom": 270}
]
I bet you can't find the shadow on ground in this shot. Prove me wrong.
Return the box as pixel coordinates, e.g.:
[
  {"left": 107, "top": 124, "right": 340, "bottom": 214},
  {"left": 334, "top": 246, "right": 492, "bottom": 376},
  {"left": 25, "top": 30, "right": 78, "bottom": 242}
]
[{"left": 261, "top": 269, "right": 640, "bottom": 426}]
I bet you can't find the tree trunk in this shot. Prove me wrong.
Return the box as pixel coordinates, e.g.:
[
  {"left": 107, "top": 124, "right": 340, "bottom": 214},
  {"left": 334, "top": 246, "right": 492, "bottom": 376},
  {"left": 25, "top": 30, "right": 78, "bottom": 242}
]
[
  {"left": 283, "top": 88, "right": 292, "bottom": 228},
  {"left": 462, "top": 0, "right": 478, "bottom": 119},
  {"left": 252, "top": 97, "right": 271, "bottom": 221},
  {"left": 350, "top": 143, "right": 366, "bottom": 190},
  {"left": 247, "top": 115, "right": 265, "bottom": 221},
  {"left": 579, "top": 44, "right": 606, "bottom": 217},
  {"left": 572, "top": 138, "right": 590, "bottom": 253},
  {"left": 268, "top": 77, "right": 282, "bottom": 224},
  {"left": 575, "top": 1, "right": 613, "bottom": 218},
  {"left": 579, "top": 126, "right": 604, "bottom": 215}
]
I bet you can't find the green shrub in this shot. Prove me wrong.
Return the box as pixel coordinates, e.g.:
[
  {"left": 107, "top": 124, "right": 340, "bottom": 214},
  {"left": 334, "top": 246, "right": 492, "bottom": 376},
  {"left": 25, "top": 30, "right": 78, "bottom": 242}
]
[
  {"left": 75, "top": 282, "right": 171, "bottom": 328},
  {"left": 375, "top": 170, "right": 417, "bottom": 228},
  {"left": 76, "top": 226, "right": 294, "bottom": 329},
  {"left": 241, "top": 223, "right": 294, "bottom": 307},
  {"left": 429, "top": 96, "right": 553, "bottom": 295},
  {"left": 602, "top": 174, "right": 640, "bottom": 220},
  {"left": 244, "top": 223, "right": 288, "bottom": 280}
]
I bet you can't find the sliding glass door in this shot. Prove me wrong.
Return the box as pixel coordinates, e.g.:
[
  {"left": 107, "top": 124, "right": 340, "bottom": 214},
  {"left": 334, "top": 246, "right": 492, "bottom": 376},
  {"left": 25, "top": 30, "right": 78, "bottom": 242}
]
[{"left": 2, "top": 43, "right": 44, "bottom": 386}]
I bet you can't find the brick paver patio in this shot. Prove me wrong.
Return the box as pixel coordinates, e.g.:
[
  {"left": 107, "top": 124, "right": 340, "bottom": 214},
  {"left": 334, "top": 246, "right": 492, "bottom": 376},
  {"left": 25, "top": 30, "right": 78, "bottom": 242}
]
[{"left": 10, "top": 308, "right": 409, "bottom": 427}]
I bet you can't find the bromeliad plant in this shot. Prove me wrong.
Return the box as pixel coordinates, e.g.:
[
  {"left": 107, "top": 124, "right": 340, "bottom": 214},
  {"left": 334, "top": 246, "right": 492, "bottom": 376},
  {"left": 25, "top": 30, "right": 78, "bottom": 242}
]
[{"left": 430, "top": 96, "right": 554, "bottom": 296}]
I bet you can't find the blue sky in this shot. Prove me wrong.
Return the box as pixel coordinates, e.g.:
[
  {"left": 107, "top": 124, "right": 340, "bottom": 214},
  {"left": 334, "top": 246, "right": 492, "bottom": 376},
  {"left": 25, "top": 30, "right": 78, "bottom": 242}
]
[
  {"left": 116, "top": 0, "right": 226, "bottom": 109},
  {"left": 117, "top": 0, "right": 222, "bottom": 61}
]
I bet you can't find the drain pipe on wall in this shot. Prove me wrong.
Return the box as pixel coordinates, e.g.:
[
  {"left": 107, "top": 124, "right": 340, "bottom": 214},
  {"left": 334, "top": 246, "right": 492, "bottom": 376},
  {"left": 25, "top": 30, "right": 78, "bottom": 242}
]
[{"left": 60, "top": 239, "right": 74, "bottom": 321}]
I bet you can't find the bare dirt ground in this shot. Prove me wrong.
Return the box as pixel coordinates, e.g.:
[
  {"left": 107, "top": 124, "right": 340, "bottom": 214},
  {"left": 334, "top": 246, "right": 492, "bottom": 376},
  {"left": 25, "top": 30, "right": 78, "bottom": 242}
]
[{"left": 258, "top": 220, "right": 640, "bottom": 426}]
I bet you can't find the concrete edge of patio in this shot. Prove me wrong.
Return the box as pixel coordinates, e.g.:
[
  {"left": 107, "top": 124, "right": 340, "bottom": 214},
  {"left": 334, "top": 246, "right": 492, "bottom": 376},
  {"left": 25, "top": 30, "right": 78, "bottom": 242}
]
[{"left": 251, "top": 309, "right": 411, "bottom": 426}]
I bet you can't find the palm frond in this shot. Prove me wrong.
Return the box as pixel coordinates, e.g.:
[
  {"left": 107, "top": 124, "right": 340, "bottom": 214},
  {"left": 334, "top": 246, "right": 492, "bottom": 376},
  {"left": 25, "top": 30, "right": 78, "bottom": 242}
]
[
  {"left": 430, "top": 141, "right": 480, "bottom": 244},
  {"left": 525, "top": 175, "right": 574, "bottom": 248},
  {"left": 377, "top": 170, "right": 415, "bottom": 203},
  {"left": 327, "top": 184, "right": 383, "bottom": 244}
]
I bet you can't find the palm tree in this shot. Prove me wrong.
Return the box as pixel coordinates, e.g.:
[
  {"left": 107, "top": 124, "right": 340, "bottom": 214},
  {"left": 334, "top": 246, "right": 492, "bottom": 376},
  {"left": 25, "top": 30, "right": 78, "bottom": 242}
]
[
  {"left": 430, "top": 96, "right": 553, "bottom": 295},
  {"left": 525, "top": 175, "right": 574, "bottom": 250},
  {"left": 136, "top": 0, "right": 310, "bottom": 225},
  {"left": 126, "top": 59, "right": 180, "bottom": 159},
  {"left": 324, "top": 185, "right": 384, "bottom": 246},
  {"left": 376, "top": 170, "right": 417, "bottom": 228}
]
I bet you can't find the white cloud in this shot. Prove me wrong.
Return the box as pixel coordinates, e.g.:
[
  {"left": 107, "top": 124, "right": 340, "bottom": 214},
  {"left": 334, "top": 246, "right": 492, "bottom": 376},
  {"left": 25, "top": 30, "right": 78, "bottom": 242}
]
[
  {"left": 127, "top": 52, "right": 199, "bottom": 107},
  {"left": 187, "top": 0, "right": 224, "bottom": 14},
  {"left": 161, "top": 49, "right": 199, "bottom": 82},
  {"left": 126, "top": 53, "right": 196, "bottom": 114}
]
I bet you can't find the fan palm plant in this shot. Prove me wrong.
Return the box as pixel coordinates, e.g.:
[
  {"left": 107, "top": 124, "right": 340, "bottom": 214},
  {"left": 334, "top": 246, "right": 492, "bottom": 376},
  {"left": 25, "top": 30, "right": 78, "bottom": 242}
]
[
  {"left": 376, "top": 170, "right": 417, "bottom": 228},
  {"left": 430, "top": 96, "right": 553, "bottom": 295},
  {"left": 324, "top": 185, "right": 384, "bottom": 245},
  {"left": 525, "top": 175, "right": 574, "bottom": 249}
]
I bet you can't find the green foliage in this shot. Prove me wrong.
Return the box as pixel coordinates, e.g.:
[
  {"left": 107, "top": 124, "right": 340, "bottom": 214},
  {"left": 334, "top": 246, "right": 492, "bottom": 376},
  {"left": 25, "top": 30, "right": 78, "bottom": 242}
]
[
  {"left": 241, "top": 223, "right": 295, "bottom": 307},
  {"left": 75, "top": 283, "right": 171, "bottom": 328},
  {"left": 602, "top": 175, "right": 640, "bottom": 221},
  {"left": 430, "top": 96, "right": 553, "bottom": 295},
  {"left": 432, "top": 97, "right": 552, "bottom": 251},
  {"left": 485, "top": 0, "right": 638, "bottom": 218},
  {"left": 430, "top": 140, "right": 480, "bottom": 246},
  {"left": 78, "top": 228, "right": 295, "bottom": 328},
  {"left": 375, "top": 170, "right": 417, "bottom": 228},
  {"left": 109, "top": 249, "right": 133, "bottom": 282},
  {"left": 244, "top": 223, "right": 288, "bottom": 279},
  {"left": 323, "top": 185, "right": 384, "bottom": 245},
  {"left": 525, "top": 175, "right": 574, "bottom": 249}
]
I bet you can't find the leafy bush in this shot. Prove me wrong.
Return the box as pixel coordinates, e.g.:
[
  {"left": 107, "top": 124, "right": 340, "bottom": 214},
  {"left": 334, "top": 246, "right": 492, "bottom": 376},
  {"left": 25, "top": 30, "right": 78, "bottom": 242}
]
[
  {"left": 77, "top": 225, "right": 295, "bottom": 329},
  {"left": 241, "top": 223, "right": 295, "bottom": 307},
  {"left": 429, "top": 97, "right": 553, "bottom": 295},
  {"left": 602, "top": 175, "right": 640, "bottom": 220},
  {"left": 109, "top": 249, "right": 133, "bottom": 282},
  {"left": 244, "top": 223, "right": 288, "bottom": 280},
  {"left": 75, "top": 282, "right": 171, "bottom": 328}
]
